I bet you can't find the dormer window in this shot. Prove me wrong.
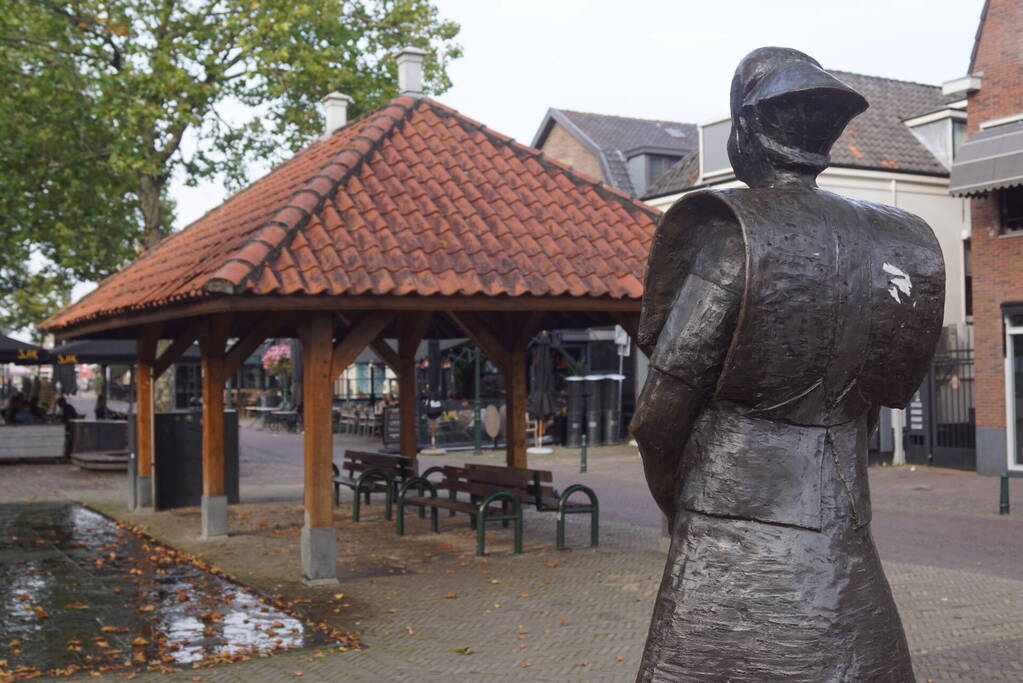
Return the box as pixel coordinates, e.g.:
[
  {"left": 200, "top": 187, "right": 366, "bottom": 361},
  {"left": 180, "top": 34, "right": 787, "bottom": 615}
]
[
  {"left": 699, "top": 116, "right": 733, "bottom": 181},
  {"left": 904, "top": 104, "right": 968, "bottom": 170},
  {"left": 626, "top": 149, "right": 683, "bottom": 196}
]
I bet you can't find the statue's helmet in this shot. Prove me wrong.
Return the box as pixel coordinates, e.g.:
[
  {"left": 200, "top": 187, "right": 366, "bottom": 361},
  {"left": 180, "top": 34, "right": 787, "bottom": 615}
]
[{"left": 727, "top": 47, "right": 868, "bottom": 188}]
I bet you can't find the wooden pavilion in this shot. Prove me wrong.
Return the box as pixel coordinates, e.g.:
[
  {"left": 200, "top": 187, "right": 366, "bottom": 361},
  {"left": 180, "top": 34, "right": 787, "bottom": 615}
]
[{"left": 39, "top": 94, "right": 656, "bottom": 583}]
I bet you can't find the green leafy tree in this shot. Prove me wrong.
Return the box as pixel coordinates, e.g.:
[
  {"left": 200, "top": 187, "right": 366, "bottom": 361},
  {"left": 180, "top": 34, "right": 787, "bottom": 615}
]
[
  {"left": 0, "top": 272, "right": 72, "bottom": 341},
  {"left": 0, "top": 0, "right": 460, "bottom": 329}
]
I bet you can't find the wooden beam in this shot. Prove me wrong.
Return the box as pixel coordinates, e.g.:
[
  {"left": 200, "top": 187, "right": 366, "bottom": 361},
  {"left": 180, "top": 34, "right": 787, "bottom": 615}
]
[
  {"left": 368, "top": 338, "right": 400, "bottom": 373},
  {"left": 153, "top": 320, "right": 200, "bottom": 380},
  {"left": 200, "top": 314, "right": 232, "bottom": 499},
  {"left": 506, "top": 348, "right": 528, "bottom": 468},
  {"left": 52, "top": 294, "right": 642, "bottom": 340},
  {"left": 397, "top": 312, "right": 432, "bottom": 460},
  {"left": 222, "top": 314, "right": 282, "bottom": 380},
  {"left": 330, "top": 311, "right": 395, "bottom": 380},
  {"left": 447, "top": 311, "right": 511, "bottom": 374},
  {"left": 335, "top": 312, "right": 400, "bottom": 372},
  {"left": 302, "top": 313, "right": 335, "bottom": 529},
  {"left": 397, "top": 311, "right": 433, "bottom": 352},
  {"left": 504, "top": 313, "right": 542, "bottom": 469},
  {"left": 513, "top": 311, "right": 544, "bottom": 353},
  {"left": 135, "top": 323, "right": 161, "bottom": 481}
]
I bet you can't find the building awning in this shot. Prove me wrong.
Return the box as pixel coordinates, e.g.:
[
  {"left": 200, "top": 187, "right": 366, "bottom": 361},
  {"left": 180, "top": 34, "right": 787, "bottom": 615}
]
[{"left": 949, "top": 120, "right": 1023, "bottom": 196}]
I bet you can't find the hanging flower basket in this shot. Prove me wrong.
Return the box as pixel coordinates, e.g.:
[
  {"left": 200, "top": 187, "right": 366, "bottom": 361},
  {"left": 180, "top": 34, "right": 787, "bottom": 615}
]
[{"left": 261, "top": 344, "right": 292, "bottom": 379}]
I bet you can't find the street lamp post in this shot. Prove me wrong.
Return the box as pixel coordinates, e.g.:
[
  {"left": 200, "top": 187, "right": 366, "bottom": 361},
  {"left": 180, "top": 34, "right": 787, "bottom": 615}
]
[{"left": 473, "top": 346, "right": 483, "bottom": 455}]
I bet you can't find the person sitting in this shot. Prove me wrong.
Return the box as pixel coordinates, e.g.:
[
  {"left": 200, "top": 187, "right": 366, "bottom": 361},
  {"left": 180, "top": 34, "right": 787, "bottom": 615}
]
[
  {"left": 29, "top": 397, "right": 48, "bottom": 423},
  {"left": 95, "top": 393, "right": 109, "bottom": 420},
  {"left": 56, "top": 397, "right": 80, "bottom": 423},
  {"left": 3, "top": 392, "right": 24, "bottom": 423},
  {"left": 11, "top": 396, "right": 35, "bottom": 424}
]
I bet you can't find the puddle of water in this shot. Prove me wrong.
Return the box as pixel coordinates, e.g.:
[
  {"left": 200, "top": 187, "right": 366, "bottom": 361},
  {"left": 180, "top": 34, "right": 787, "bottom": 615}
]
[{"left": 0, "top": 503, "right": 338, "bottom": 679}]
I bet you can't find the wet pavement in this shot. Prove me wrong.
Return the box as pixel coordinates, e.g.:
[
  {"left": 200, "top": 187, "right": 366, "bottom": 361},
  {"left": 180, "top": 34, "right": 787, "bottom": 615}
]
[
  {"left": 2, "top": 423, "right": 1022, "bottom": 681},
  {"left": 0, "top": 503, "right": 343, "bottom": 680}
]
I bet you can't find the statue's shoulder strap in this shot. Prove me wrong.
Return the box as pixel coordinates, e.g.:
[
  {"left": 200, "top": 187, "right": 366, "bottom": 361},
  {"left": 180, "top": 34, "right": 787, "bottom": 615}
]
[{"left": 638, "top": 190, "right": 744, "bottom": 347}]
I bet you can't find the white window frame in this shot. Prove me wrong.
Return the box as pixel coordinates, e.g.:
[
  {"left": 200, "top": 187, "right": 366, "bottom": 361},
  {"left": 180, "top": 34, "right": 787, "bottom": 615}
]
[{"left": 1004, "top": 315, "right": 1023, "bottom": 472}]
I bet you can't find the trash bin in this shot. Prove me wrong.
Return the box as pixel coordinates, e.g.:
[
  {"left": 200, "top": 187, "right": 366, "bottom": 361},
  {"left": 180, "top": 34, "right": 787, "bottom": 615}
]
[
  {"left": 602, "top": 374, "right": 625, "bottom": 445},
  {"left": 153, "top": 410, "right": 239, "bottom": 510},
  {"left": 565, "top": 376, "right": 585, "bottom": 447},
  {"left": 584, "top": 375, "right": 604, "bottom": 446}
]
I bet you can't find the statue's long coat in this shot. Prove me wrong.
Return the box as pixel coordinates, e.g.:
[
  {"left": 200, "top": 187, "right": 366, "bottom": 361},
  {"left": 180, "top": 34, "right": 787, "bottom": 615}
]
[{"left": 633, "top": 187, "right": 944, "bottom": 682}]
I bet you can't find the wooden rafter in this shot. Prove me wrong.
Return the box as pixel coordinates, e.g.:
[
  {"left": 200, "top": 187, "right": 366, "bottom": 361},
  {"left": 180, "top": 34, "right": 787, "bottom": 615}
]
[
  {"left": 222, "top": 314, "right": 282, "bottom": 380},
  {"left": 331, "top": 311, "right": 395, "bottom": 380},
  {"left": 153, "top": 320, "right": 200, "bottom": 380},
  {"left": 447, "top": 311, "right": 511, "bottom": 374},
  {"left": 335, "top": 312, "right": 400, "bottom": 372}
]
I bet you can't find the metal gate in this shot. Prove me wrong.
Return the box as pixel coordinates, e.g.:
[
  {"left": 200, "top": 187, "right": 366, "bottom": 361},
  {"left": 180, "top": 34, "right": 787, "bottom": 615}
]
[{"left": 904, "top": 349, "right": 976, "bottom": 470}]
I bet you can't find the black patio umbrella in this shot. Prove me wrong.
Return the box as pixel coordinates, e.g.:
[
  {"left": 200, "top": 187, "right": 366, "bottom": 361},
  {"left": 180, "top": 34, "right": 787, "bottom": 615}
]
[
  {"left": 49, "top": 339, "right": 201, "bottom": 365},
  {"left": 528, "top": 332, "right": 557, "bottom": 421},
  {"left": 0, "top": 332, "right": 50, "bottom": 364}
]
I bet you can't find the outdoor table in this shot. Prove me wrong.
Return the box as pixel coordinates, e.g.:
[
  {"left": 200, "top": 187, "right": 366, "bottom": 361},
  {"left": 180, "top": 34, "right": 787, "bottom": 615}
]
[{"left": 246, "top": 406, "right": 278, "bottom": 429}]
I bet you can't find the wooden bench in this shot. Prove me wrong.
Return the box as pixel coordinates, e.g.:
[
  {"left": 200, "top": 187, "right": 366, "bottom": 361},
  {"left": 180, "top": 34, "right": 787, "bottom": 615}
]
[
  {"left": 396, "top": 465, "right": 526, "bottom": 556},
  {"left": 331, "top": 450, "right": 435, "bottom": 522},
  {"left": 466, "top": 463, "right": 599, "bottom": 550}
]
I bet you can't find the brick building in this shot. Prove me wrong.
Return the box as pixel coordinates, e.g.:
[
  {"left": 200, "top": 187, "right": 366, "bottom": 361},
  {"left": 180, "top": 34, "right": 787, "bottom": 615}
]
[{"left": 949, "top": 0, "right": 1023, "bottom": 475}]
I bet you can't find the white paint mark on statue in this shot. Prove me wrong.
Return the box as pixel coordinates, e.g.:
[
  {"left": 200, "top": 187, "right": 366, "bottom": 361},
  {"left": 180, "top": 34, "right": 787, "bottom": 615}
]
[{"left": 883, "top": 263, "right": 912, "bottom": 303}]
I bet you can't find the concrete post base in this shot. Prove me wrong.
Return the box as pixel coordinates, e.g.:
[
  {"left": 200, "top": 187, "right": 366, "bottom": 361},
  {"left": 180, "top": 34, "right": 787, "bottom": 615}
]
[
  {"left": 135, "top": 476, "right": 153, "bottom": 510},
  {"left": 201, "top": 495, "right": 228, "bottom": 539},
  {"left": 302, "top": 525, "right": 338, "bottom": 585}
]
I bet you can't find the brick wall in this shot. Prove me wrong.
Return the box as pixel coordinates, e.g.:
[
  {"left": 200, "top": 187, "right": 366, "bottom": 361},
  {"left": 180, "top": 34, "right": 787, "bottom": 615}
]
[
  {"left": 967, "top": 0, "right": 1023, "bottom": 135},
  {"left": 967, "top": 0, "right": 1023, "bottom": 430},
  {"left": 537, "top": 123, "right": 604, "bottom": 183}
]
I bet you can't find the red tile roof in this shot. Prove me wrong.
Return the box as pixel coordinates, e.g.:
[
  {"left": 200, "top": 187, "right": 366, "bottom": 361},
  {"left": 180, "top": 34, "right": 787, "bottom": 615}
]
[{"left": 41, "top": 97, "right": 658, "bottom": 333}]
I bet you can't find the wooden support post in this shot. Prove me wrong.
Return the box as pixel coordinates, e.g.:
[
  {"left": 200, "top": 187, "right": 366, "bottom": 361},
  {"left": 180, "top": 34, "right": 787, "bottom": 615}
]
[
  {"left": 135, "top": 323, "right": 161, "bottom": 509},
  {"left": 199, "top": 314, "right": 232, "bottom": 539},
  {"left": 504, "top": 313, "right": 540, "bottom": 469},
  {"left": 397, "top": 312, "right": 432, "bottom": 460},
  {"left": 506, "top": 347, "right": 528, "bottom": 468},
  {"left": 300, "top": 312, "right": 338, "bottom": 584}
]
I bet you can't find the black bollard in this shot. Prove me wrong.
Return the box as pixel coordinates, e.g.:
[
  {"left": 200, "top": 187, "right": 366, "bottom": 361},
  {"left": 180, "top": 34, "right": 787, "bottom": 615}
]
[
  {"left": 580, "top": 433, "right": 588, "bottom": 474},
  {"left": 1000, "top": 474, "right": 1010, "bottom": 515}
]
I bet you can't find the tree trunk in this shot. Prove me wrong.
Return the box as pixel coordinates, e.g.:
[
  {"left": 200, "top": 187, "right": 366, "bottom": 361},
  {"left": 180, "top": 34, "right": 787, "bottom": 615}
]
[{"left": 137, "top": 175, "right": 165, "bottom": 250}]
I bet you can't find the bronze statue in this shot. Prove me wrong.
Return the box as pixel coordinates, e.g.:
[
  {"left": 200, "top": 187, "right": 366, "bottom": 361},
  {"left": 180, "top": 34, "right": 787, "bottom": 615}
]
[{"left": 632, "top": 47, "right": 944, "bottom": 682}]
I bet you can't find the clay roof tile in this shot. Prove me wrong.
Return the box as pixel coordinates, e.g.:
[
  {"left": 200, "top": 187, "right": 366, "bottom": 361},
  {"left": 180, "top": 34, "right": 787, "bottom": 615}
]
[{"left": 41, "top": 97, "right": 658, "bottom": 332}]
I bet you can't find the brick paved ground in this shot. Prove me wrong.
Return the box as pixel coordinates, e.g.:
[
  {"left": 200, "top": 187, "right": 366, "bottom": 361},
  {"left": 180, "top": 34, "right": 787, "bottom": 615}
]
[{"left": 2, "top": 418, "right": 1020, "bottom": 682}]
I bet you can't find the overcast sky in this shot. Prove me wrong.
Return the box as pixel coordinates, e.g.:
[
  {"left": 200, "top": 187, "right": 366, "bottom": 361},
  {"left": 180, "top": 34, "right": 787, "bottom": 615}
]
[{"left": 169, "top": 0, "right": 986, "bottom": 230}]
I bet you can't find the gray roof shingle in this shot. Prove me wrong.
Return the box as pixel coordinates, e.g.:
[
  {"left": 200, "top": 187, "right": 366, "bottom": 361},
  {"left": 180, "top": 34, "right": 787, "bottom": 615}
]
[
  {"left": 642, "top": 71, "right": 956, "bottom": 200},
  {"left": 535, "top": 110, "right": 697, "bottom": 195}
]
